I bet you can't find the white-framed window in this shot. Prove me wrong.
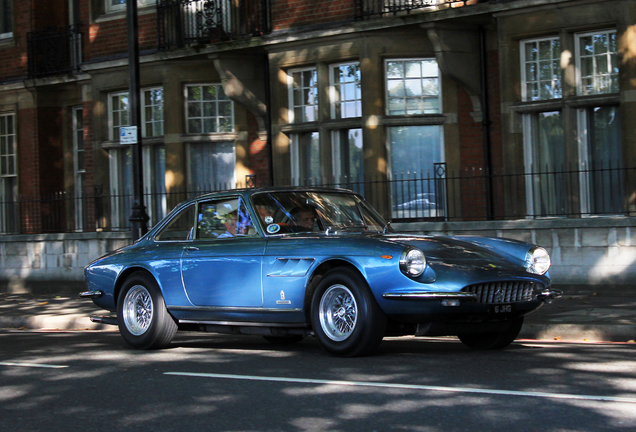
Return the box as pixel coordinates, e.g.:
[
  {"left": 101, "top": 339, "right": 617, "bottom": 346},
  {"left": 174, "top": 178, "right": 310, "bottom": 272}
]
[
  {"left": 143, "top": 144, "right": 167, "bottom": 226},
  {"left": 107, "top": 88, "right": 165, "bottom": 228},
  {"left": 109, "top": 144, "right": 166, "bottom": 229},
  {"left": 522, "top": 111, "right": 566, "bottom": 217},
  {"left": 385, "top": 59, "right": 440, "bottom": 115},
  {"left": 185, "top": 84, "right": 234, "bottom": 134},
  {"left": 0, "top": 112, "right": 17, "bottom": 233},
  {"left": 290, "top": 132, "right": 320, "bottom": 186},
  {"left": 72, "top": 107, "right": 86, "bottom": 230},
  {"left": 384, "top": 59, "right": 444, "bottom": 218},
  {"left": 144, "top": 88, "right": 164, "bottom": 138},
  {"left": 388, "top": 125, "right": 444, "bottom": 218},
  {"left": 521, "top": 37, "right": 562, "bottom": 101},
  {"left": 288, "top": 68, "right": 318, "bottom": 123},
  {"left": 109, "top": 91, "right": 129, "bottom": 141},
  {"left": 577, "top": 106, "right": 622, "bottom": 215},
  {"left": 0, "top": 0, "right": 12, "bottom": 39},
  {"left": 576, "top": 29, "right": 618, "bottom": 96},
  {"left": 187, "top": 142, "right": 236, "bottom": 192},
  {"left": 331, "top": 128, "right": 363, "bottom": 189},
  {"left": 330, "top": 62, "right": 361, "bottom": 119},
  {"left": 106, "top": 0, "right": 154, "bottom": 13},
  {"left": 108, "top": 88, "right": 164, "bottom": 140},
  {"left": 520, "top": 36, "right": 565, "bottom": 216}
]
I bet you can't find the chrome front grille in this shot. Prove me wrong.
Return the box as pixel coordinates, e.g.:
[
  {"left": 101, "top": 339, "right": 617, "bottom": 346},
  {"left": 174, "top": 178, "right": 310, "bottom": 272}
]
[{"left": 462, "top": 282, "right": 539, "bottom": 304}]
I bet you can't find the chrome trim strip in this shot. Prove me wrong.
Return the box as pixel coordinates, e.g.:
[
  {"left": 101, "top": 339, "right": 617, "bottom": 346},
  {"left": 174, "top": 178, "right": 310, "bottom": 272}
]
[
  {"left": 178, "top": 320, "right": 307, "bottom": 328},
  {"left": 537, "top": 289, "right": 563, "bottom": 301},
  {"left": 169, "top": 306, "right": 302, "bottom": 312},
  {"left": 382, "top": 292, "right": 477, "bottom": 300},
  {"left": 79, "top": 290, "right": 103, "bottom": 299},
  {"left": 90, "top": 316, "right": 118, "bottom": 325}
]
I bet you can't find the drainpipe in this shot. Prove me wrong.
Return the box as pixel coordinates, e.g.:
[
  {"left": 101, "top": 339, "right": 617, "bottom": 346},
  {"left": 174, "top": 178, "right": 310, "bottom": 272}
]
[{"left": 480, "top": 26, "right": 494, "bottom": 220}]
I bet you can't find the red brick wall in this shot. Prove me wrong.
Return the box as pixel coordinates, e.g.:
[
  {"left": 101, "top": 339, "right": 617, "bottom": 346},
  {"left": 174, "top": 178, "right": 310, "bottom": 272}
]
[
  {"left": 32, "top": 0, "right": 68, "bottom": 29},
  {"left": 85, "top": 11, "right": 157, "bottom": 61},
  {"left": 456, "top": 48, "right": 502, "bottom": 220},
  {"left": 271, "top": 0, "right": 354, "bottom": 30},
  {"left": 0, "top": 1, "right": 32, "bottom": 80}
]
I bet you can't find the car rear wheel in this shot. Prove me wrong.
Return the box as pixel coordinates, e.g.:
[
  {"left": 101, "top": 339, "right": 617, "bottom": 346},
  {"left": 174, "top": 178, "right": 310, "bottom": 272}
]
[
  {"left": 310, "top": 268, "right": 386, "bottom": 357},
  {"left": 117, "top": 271, "right": 177, "bottom": 350},
  {"left": 457, "top": 317, "right": 524, "bottom": 350}
]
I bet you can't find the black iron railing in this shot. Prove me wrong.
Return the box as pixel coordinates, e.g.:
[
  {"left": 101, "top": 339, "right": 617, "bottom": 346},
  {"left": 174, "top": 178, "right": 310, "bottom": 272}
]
[
  {"left": 356, "top": 0, "right": 483, "bottom": 20},
  {"left": 157, "top": 0, "right": 270, "bottom": 50},
  {"left": 27, "top": 24, "right": 82, "bottom": 78},
  {"left": 2, "top": 164, "right": 634, "bottom": 235}
]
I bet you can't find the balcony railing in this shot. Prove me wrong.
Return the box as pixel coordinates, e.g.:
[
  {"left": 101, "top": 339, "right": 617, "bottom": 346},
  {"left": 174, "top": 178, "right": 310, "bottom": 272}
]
[
  {"left": 157, "top": 0, "right": 270, "bottom": 50},
  {"left": 27, "top": 25, "right": 82, "bottom": 78},
  {"left": 356, "top": 0, "right": 483, "bottom": 20},
  {"left": 1, "top": 164, "right": 634, "bottom": 235}
]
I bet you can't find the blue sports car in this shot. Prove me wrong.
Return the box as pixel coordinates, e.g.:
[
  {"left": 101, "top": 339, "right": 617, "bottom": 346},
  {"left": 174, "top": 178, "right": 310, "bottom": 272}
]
[{"left": 80, "top": 187, "right": 561, "bottom": 356}]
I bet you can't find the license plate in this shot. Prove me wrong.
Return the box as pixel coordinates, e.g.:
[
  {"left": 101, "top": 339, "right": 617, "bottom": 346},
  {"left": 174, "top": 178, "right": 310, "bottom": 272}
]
[{"left": 491, "top": 304, "right": 515, "bottom": 314}]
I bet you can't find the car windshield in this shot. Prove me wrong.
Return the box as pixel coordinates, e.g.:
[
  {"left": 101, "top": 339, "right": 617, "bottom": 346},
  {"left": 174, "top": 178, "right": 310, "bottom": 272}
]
[{"left": 251, "top": 191, "right": 388, "bottom": 235}]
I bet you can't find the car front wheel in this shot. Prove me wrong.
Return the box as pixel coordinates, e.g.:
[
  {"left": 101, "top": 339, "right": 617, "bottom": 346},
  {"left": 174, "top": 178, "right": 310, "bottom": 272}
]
[
  {"left": 117, "top": 271, "right": 177, "bottom": 350},
  {"left": 310, "top": 268, "right": 386, "bottom": 357},
  {"left": 457, "top": 317, "right": 524, "bottom": 350}
]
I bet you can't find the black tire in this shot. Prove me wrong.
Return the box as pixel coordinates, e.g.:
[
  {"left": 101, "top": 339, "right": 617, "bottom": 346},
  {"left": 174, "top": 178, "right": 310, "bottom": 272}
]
[
  {"left": 457, "top": 317, "right": 524, "bottom": 350},
  {"left": 117, "top": 271, "right": 178, "bottom": 350},
  {"left": 262, "top": 335, "right": 305, "bottom": 345},
  {"left": 310, "top": 268, "right": 386, "bottom": 357}
]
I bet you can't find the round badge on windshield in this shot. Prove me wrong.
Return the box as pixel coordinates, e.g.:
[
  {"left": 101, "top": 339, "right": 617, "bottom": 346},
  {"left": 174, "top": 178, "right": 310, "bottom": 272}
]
[{"left": 266, "top": 224, "right": 281, "bottom": 234}]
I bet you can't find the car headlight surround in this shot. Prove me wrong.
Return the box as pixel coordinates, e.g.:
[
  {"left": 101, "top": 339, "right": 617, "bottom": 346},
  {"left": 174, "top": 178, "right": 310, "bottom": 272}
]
[
  {"left": 400, "top": 247, "right": 427, "bottom": 277},
  {"left": 525, "top": 246, "right": 551, "bottom": 275}
]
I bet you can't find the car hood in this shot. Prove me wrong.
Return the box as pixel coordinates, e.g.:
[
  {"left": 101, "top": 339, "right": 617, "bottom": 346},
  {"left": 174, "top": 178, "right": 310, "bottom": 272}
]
[{"left": 379, "top": 234, "right": 525, "bottom": 268}]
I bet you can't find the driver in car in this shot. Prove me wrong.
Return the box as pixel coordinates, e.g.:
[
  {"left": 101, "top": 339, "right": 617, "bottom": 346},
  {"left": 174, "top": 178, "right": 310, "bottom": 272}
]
[{"left": 291, "top": 206, "right": 317, "bottom": 232}]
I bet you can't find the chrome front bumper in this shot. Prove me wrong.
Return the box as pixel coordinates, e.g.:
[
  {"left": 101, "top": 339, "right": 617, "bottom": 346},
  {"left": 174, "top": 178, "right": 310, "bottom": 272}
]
[{"left": 79, "top": 290, "right": 103, "bottom": 299}]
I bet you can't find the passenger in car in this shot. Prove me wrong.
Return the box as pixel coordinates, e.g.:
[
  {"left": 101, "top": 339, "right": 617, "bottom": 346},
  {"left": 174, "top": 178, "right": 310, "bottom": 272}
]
[{"left": 218, "top": 210, "right": 238, "bottom": 238}]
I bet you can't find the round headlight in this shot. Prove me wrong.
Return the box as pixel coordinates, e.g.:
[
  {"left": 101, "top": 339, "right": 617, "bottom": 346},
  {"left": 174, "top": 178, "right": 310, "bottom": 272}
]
[
  {"left": 526, "top": 247, "right": 551, "bottom": 275},
  {"left": 400, "top": 248, "right": 426, "bottom": 277}
]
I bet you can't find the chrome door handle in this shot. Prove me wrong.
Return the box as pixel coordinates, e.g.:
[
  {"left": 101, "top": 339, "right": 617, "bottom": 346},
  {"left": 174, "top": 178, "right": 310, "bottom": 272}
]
[{"left": 184, "top": 246, "right": 199, "bottom": 252}]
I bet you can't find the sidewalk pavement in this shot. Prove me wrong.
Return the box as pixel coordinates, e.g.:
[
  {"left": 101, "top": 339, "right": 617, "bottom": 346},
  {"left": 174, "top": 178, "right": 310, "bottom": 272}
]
[{"left": 1, "top": 284, "right": 635, "bottom": 343}]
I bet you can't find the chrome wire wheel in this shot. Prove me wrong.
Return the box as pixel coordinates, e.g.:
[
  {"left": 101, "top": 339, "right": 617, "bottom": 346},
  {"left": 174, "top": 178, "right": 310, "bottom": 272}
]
[
  {"left": 319, "top": 284, "right": 358, "bottom": 341},
  {"left": 122, "top": 285, "right": 154, "bottom": 336}
]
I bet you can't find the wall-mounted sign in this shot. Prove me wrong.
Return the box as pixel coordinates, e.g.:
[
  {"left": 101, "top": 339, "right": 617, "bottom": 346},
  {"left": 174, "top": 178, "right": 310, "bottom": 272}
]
[{"left": 120, "top": 126, "right": 138, "bottom": 145}]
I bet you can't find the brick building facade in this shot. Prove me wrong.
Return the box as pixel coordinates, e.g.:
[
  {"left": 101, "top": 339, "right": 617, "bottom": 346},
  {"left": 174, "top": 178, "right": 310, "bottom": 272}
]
[{"left": 1, "top": 0, "right": 636, "bottom": 286}]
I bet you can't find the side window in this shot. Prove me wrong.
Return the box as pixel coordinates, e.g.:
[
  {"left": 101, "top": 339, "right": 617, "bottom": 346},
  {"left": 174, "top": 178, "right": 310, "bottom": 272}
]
[
  {"left": 197, "top": 198, "right": 256, "bottom": 239},
  {"left": 155, "top": 204, "right": 195, "bottom": 241}
]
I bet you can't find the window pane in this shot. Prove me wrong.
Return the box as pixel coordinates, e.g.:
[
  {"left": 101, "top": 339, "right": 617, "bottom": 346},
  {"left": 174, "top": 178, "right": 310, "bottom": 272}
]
[
  {"left": 332, "top": 128, "right": 363, "bottom": 189},
  {"left": 189, "top": 142, "right": 236, "bottom": 191},
  {"left": 577, "top": 30, "right": 618, "bottom": 96},
  {"left": 587, "top": 106, "right": 622, "bottom": 214},
  {"left": 386, "top": 62, "right": 404, "bottom": 79},
  {"left": 186, "top": 85, "right": 233, "bottom": 133},
  {"left": 522, "top": 37, "right": 561, "bottom": 101},
  {"left": 389, "top": 126, "right": 443, "bottom": 218},
  {"left": 528, "top": 111, "right": 566, "bottom": 216},
  {"left": 386, "top": 59, "right": 440, "bottom": 115},
  {"left": 156, "top": 204, "right": 195, "bottom": 241},
  {"left": 290, "top": 68, "right": 318, "bottom": 123}
]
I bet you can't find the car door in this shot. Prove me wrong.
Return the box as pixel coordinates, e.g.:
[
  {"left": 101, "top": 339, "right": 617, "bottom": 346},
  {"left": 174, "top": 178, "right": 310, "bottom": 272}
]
[{"left": 180, "top": 197, "right": 265, "bottom": 307}]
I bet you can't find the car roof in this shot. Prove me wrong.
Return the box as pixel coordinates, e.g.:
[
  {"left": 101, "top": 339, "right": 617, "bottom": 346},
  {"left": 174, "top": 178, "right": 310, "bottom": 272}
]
[{"left": 190, "top": 186, "right": 358, "bottom": 201}]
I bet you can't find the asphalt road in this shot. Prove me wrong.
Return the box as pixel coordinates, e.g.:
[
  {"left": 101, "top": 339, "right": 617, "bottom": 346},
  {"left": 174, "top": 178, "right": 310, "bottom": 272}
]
[{"left": 1, "top": 330, "right": 635, "bottom": 431}]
